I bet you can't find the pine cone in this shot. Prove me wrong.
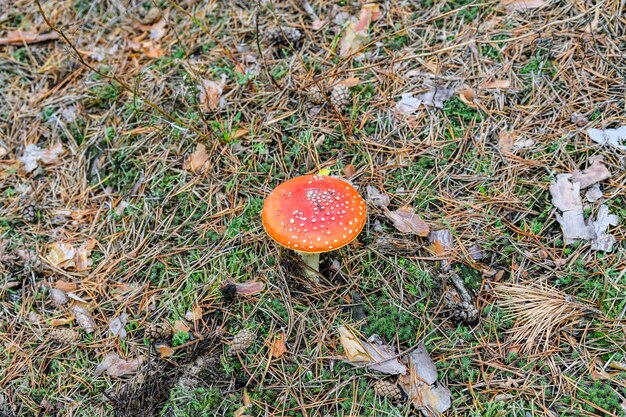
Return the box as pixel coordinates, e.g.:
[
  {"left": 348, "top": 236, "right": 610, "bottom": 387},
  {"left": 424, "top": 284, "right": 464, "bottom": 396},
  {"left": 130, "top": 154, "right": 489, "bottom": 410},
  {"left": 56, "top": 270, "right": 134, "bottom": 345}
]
[
  {"left": 228, "top": 329, "right": 256, "bottom": 355},
  {"left": 450, "top": 301, "right": 479, "bottom": 324},
  {"left": 373, "top": 379, "right": 403, "bottom": 401},
  {"left": 330, "top": 85, "right": 351, "bottom": 109},
  {"left": 267, "top": 27, "right": 302, "bottom": 45},
  {"left": 307, "top": 85, "right": 327, "bottom": 105},
  {"left": 145, "top": 322, "right": 172, "bottom": 343},
  {"left": 49, "top": 328, "right": 80, "bottom": 345},
  {"left": 20, "top": 204, "right": 38, "bottom": 223}
]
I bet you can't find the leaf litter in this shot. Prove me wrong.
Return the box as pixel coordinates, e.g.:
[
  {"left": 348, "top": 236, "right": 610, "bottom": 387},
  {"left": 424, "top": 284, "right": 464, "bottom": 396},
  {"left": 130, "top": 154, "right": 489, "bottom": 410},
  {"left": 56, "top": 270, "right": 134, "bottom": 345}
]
[
  {"left": 588, "top": 126, "right": 626, "bottom": 151},
  {"left": 338, "top": 326, "right": 407, "bottom": 375},
  {"left": 549, "top": 156, "right": 617, "bottom": 251},
  {"left": 19, "top": 143, "right": 64, "bottom": 173}
]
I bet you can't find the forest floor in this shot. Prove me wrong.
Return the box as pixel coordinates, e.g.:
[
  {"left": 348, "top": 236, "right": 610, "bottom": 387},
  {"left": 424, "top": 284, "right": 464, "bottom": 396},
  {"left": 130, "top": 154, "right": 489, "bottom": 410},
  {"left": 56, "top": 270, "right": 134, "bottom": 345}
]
[{"left": 1, "top": 0, "right": 626, "bottom": 416}]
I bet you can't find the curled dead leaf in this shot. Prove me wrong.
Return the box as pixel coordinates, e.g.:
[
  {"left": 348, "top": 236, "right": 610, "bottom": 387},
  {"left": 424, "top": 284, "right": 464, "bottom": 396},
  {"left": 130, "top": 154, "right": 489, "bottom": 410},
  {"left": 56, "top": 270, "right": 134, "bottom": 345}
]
[
  {"left": 95, "top": 352, "right": 144, "bottom": 378},
  {"left": 385, "top": 207, "right": 430, "bottom": 236},
  {"left": 72, "top": 306, "right": 96, "bottom": 334},
  {"left": 183, "top": 143, "right": 210, "bottom": 174},
  {"left": 19, "top": 143, "right": 64, "bottom": 173},
  {"left": 0, "top": 30, "right": 59, "bottom": 45},
  {"left": 199, "top": 75, "right": 227, "bottom": 112},
  {"left": 339, "top": 3, "right": 381, "bottom": 57},
  {"left": 185, "top": 306, "right": 203, "bottom": 322},
  {"left": 338, "top": 326, "right": 370, "bottom": 362}
]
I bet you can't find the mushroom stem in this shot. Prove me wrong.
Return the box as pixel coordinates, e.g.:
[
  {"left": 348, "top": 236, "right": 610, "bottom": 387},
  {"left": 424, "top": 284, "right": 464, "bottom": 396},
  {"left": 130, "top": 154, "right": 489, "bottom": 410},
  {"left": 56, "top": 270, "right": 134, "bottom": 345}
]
[{"left": 297, "top": 252, "right": 320, "bottom": 273}]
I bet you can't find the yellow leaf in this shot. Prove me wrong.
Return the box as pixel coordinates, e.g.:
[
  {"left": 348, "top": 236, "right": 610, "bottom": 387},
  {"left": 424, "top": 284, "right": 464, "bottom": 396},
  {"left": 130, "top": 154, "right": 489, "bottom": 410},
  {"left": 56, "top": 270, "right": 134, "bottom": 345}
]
[{"left": 317, "top": 168, "right": 331, "bottom": 176}]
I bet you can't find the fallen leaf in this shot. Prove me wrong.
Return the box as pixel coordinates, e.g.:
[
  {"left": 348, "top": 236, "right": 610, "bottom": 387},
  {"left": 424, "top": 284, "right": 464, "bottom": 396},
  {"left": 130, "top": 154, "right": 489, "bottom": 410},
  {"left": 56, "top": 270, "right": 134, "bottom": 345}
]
[
  {"left": 339, "top": 3, "right": 381, "bottom": 57},
  {"left": 95, "top": 352, "right": 144, "bottom": 377},
  {"left": 513, "top": 137, "right": 535, "bottom": 150},
  {"left": 173, "top": 320, "right": 190, "bottom": 333},
  {"left": 19, "top": 143, "right": 64, "bottom": 173},
  {"left": 588, "top": 126, "right": 626, "bottom": 151},
  {"left": 398, "top": 343, "right": 451, "bottom": 416},
  {"left": 47, "top": 240, "right": 96, "bottom": 271},
  {"left": 0, "top": 30, "right": 59, "bottom": 45},
  {"left": 502, "top": 0, "right": 546, "bottom": 10},
  {"left": 155, "top": 343, "right": 175, "bottom": 358},
  {"left": 0, "top": 147, "right": 7, "bottom": 158},
  {"left": 396, "top": 93, "right": 422, "bottom": 115},
  {"left": 75, "top": 238, "right": 96, "bottom": 272},
  {"left": 54, "top": 280, "right": 77, "bottom": 292},
  {"left": 234, "top": 280, "right": 265, "bottom": 296},
  {"left": 339, "top": 328, "right": 407, "bottom": 375},
  {"left": 199, "top": 75, "right": 227, "bottom": 112},
  {"left": 338, "top": 326, "right": 370, "bottom": 362},
  {"left": 72, "top": 306, "right": 97, "bottom": 334},
  {"left": 148, "top": 19, "right": 167, "bottom": 41},
  {"left": 183, "top": 143, "right": 210, "bottom": 174},
  {"left": 343, "top": 164, "right": 356, "bottom": 179},
  {"left": 46, "top": 242, "right": 76, "bottom": 269},
  {"left": 142, "top": 41, "right": 164, "bottom": 58},
  {"left": 480, "top": 79, "right": 511, "bottom": 89},
  {"left": 498, "top": 131, "right": 516, "bottom": 153},
  {"left": 271, "top": 332, "right": 287, "bottom": 358},
  {"left": 336, "top": 77, "right": 360, "bottom": 87},
  {"left": 570, "top": 156, "right": 611, "bottom": 189},
  {"left": 419, "top": 86, "right": 455, "bottom": 109},
  {"left": 366, "top": 186, "right": 390, "bottom": 208},
  {"left": 427, "top": 230, "right": 454, "bottom": 270},
  {"left": 360, "top": 335, "right": 407, "bottom": 375},
  {"left": 49, "top": 288, "right": 68, "bottom": 306},
  {"left": 386, "top": 207, "right": 430, "bottom": 236},
  {"left": 109, "top": 313, "right": 129, "bottom": 339},
  {"left": 457, "top": 88, "right": 476, "bottom": 107},
  {"left": 185, "top": 306, "right": 203, "bottom": 321},
  {"left": 50, "top": 317, "right": 74, "bottom": 327}
]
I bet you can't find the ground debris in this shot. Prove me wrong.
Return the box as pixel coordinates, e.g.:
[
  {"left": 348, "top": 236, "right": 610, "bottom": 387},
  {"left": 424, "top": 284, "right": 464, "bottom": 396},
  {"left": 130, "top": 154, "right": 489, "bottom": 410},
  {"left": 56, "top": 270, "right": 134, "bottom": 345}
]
[
  {"left": 338, "top": 326, "right": 407, "bottom": 375},
  {"left": 588, "top": 126, "right": 626, "bottom": 151},
  {"left": 550, "top": 157, "right": 617, "bottom": 251}
]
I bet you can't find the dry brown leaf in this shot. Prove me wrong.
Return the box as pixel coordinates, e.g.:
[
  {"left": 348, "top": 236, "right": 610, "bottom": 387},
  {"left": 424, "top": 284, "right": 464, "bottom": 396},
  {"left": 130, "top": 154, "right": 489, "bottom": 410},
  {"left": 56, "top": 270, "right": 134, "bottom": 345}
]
[
  {"left": 343, "top": 164, "right": 356, "bottom": 179},
  {"left": 75, "top": 238, "right": 96, "bottom": 272},
  {"left": 271, "top": 332, "right": 287, "bottom": 358},
  {"left": 19, "top": 143, "right": 64, "bottom": 173},
  {"left": 338, "top": 326, "right": 370, "bottom": 362},
  {"left": 480, "top": 79, "right": 511, "bottom": 89},
  {"left": 386, "top": 207, "right": 430, "bottom": 236},
  {"left": 49, "top": 288, "right": 68, "bottom": 306},
  {"left": 498, "top": 131, "right": 516, "bottom": 153},
  {"left": 199, "top": 75, "right": 227, "bottom": 112},
  {"left": 142, "top": 41, "right": 164, "bottom": 58},
  {"left": 47, "top": 239, "right": 95, "bottom": 271},
  {"left": 50, "top": 317, "right": 74, "bottom": 327},
  {"left": 185, "top": 306, "right": 203, "bottom": 322},
  {"left": 148, "top": 19, "right": 167, "bottom": 41},
  {"left": 47, "top": 242, "right": 76, "bottom": 269},
  {"left": 339, "top": 3, "right": 381, "bottom": 57},
  {"left": 502, "top": 0, "right": 546, "bottom": 10},
  {"left": 183, "top": 143, "right": 210, "bottom": 174},
  {"left": 366, "top": 186, "right": 390, "bottom": 208},
  {"left": 0, "top": 147, "right": 7, "bottom": 158},
  {"left": 173, "top": 320, "right": 190, "bottom": 333},
  {"left": 155, "top": 343, "right": 175, "bottom": 358},
  {"left": 72, "top": 306, "right": 96, "bottom": 333},
  {"left": 336, "top": 77, "right": 360, "bottom": 87},
  {"left": 234, "top": 280, "right": 265, "bottom": 296},
  {"left": 95, "top": 352, "right": 144, "bottom": 378},
  {"left": 54, "top": 280, "right": 77, "bottom": 292},
  {"left": 0, "top": 30, "right": 59, "bottom": 45},
  {"left": 457, "top": 88, "right": 476, "bottom": 107}
]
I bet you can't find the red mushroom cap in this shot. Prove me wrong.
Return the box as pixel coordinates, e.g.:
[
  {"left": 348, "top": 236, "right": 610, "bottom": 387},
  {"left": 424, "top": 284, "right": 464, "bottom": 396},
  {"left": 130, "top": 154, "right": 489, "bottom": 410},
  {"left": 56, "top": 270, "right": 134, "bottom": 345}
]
[{"left": 262, "top": 174, "right": 367, "bottom": 253}]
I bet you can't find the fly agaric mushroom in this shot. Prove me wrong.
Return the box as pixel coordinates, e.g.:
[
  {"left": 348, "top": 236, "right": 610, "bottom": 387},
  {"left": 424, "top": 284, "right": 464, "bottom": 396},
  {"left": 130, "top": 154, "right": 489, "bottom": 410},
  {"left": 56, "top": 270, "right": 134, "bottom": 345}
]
[{"left": 262, "top": 174, "right": 367, "bottom": 273}]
